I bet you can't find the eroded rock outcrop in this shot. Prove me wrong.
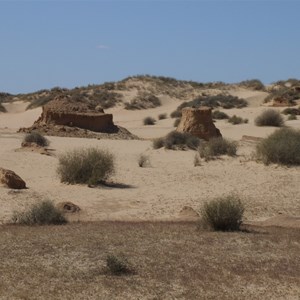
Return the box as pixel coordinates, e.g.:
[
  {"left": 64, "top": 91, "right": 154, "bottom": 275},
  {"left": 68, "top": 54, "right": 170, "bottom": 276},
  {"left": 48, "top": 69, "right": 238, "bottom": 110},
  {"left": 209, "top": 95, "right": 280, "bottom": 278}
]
[
  {"left": 176, "top": 107, "right": 221, "bottom": 140},
  {"left": 0, "top": 168, "right": 26, "bottom": 189}
]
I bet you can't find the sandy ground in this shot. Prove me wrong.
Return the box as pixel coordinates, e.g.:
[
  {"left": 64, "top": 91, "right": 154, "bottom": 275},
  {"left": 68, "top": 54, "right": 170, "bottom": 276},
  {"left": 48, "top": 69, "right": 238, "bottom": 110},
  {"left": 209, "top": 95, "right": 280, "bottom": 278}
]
[{"left": 0, "top": 90, "right": 299, "bottom": 224}]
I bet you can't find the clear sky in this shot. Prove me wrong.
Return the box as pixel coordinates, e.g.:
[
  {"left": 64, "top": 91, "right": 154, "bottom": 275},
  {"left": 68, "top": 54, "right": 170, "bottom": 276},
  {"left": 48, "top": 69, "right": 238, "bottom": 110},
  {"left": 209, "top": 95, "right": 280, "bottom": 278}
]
[{"left": 1, "top": 0, "right": 300, "bottom": 94}]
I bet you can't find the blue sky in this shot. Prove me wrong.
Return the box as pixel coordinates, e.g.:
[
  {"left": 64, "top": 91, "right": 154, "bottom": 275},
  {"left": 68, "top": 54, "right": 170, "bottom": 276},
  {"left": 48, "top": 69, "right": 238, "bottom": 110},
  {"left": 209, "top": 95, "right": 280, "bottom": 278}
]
[{"left": 1, "top": 0, "right": 300, "bottom": 94}]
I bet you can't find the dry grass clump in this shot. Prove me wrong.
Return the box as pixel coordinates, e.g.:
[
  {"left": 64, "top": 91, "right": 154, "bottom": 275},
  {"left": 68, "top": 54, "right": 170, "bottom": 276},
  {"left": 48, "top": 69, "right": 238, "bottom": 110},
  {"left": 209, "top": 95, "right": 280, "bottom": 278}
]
[
  {"left": 281, "top": 107, "right": 300, "bottom": 115},
  {"left": 200, "top": 195, "right": 244, "bottom": 231},
  {"left": 256, "top": 128, "right": 300, "bottom": 165},
  {"left": 228, "top": 115, "right": 248, "bottom": 125},
  {"left": 238, "top": 79, "right": 265, "bottom": 90},
  {"left": 255, "top": 109, "right": 284, "bottom": 127},
  {"left": 170, "top": 110, "right": 182, "bottom": 119},
  {"left": 143, "top": 116, "right": 156, "bottom": 125},
  {"left": 158, "top": 113, "right": 167, "bottom": 120},
  {"left": 0, "top": 103, "right": 7, "bottom": 112},
  {"left": 57, "top": 148, "right": 115, "bottom": 185},
  {"left": 212, "top": 110, "right": 229, "bottom": 120},
  {"left": 198, "top": 137, "right": 237, "bottom": 160},
  {"left": 23, "top": 132, "right": 50, "bottom": 147},
  {"left": 173, "top": 118, "right": 181, "bottom": 127},
  {"left": 287, "top": 114, "right": 297, "bottom": 120},
  {"left": 153, "top": 131, "right": 200, "bottom": 150},
  {"left": 105, "top": 254, "right": 134, "bottom": 276},
  {"left": 12, "top": 200, "right": 67, "bottom": 225}
]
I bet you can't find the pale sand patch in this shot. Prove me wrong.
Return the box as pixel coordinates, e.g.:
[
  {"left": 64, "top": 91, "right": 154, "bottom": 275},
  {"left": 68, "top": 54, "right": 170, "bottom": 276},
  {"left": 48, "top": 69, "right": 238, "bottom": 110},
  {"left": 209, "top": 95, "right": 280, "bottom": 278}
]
[{"left": 0, "top": 93, "right": 299, "bottom": 224}]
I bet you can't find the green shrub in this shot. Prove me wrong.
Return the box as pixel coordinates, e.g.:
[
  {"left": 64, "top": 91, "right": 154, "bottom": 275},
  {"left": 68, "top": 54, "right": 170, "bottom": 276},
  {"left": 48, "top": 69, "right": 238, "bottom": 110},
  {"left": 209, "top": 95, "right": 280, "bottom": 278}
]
[
  {"left": 212, "top": 110, "right": 229, "bottom": 120},
  {"left": 12, "top": 200, "right": 67, "bottom": 225},
  {"left": 158, "top": 113, "right": 167, "bottom": 120},
  {"left": 106, "top": 254, "right": 133, "bottom": 275},
  {"left": 173, "top": 118, "right": 181, "bottom": 127},
  {"left": 23, "top": 132, "right": 50, "bottom": 147},
  {"left": 57, "top": 148, "right": 115, "bottom": 185},
  {"left": 199, "top": 137, "right": 237, "bottom": 160},
  {"left": 200, "top": 195, "right": 244, "bottom": 231},
  {"left": 143, "top": 116, "right": 156, "bottom": 125},
  {"left": 228, "top": 115, "right": 248, "bottom": 125},
  {"left": 256, "top": 128, "right": 300, "bottom": 165},
  {"left": 255, "top": 109, "right": 284, "bottom": 127}
]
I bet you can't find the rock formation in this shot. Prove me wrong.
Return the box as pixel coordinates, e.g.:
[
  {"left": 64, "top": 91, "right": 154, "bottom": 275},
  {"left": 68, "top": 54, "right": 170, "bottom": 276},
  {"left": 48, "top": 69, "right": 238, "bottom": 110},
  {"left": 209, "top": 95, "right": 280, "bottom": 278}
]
[
  {"left": 0, "top": 168, "right": 26, "bottom": 189},
  {"left": 176, "top": 107, "right": 222, "bottom": 140},
  {"left": 32, "top": 96, "right": 118, "bottom": 133}
]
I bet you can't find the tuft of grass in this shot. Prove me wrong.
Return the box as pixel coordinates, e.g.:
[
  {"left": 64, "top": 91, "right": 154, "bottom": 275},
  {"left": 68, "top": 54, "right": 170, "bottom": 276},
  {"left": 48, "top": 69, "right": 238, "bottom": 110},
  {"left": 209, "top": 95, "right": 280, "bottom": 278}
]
[
  {"left": 281, "top": 107, "right": 300, "bottom": 115},
  {"left": 138, "top": 154, "right": 150, "bottom": 167},
  {"left": 153, "top": 131, "right": 200, "bottom": 150},
  {"left": 212, "top": 110, "right": 229, "bottom": 120},
  {"left": 238, "top": 79, "right": 265, "bottom": 90},
  {"left": 198, "top": 137, "right": 237, "bottom": 160},
  {"left": 228, "top": 115, "right": 248, "bottom": 125},
  {"left": 158, "top": 113, "right": 167, "bottom": 120},
  {"left": 255, "top": 109, "right": 284, "bottom": 127},
  {"left": 12, "top": 200, "right": 67, "bottom": 225},
  {"left": 200, "top": 195, "right": 244, "bottom": 231},
  {"left": 23, "top": 132, "right": 49, "bottom": 147},
  {"left": 256, "top": 128, "right": 300, "bottom": 165},
  {"left": 125, "top": 92, "right": 161, "bottom": 110},
  {"left": 105, "top": 254, "right": 134, "bottom": 276},
  {"left": 0, "top": 103, "right": 7, "bottom": 112},
  {"left": 143, "top": 116, "right": 156, "bottom": 125},
  {"left": 57, "top": 148, "right": 115, "bottom": 185},
  {"left": 170, "top": 110, "right": 182, "bottom": 119}
]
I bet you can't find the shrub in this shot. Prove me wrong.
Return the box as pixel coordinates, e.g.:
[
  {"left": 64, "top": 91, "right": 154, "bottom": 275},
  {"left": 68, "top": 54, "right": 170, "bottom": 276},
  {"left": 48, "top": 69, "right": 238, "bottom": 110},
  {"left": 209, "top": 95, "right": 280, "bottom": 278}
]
[
  {"left": 23, "top": 132, "right": 49, "bottom": 147},
  {"left": 138, "top": 154, "right": 150, "bottom": 167},
  {"left": 255, "top": 109, "right": 284, "bottom": 127},
  {"left": 125, "top": 92, "right": 161, "bottom": 110},
  {"left": 173, "top": 118, "right": 181, "bottom": 127},
  {"left": 212, "top": 110, "right": 229, "bottom": 120},
  {"left": 105, "top": 254, "right": 133, "bottom": 275},
  {"left": 282, "top": 107, "right": 300, "bottom": 115},
  {"left": 153, "top": 137, "right": 165, "bottom": 149},
  {"left": 200, "top": 195, "right": 244, "bottom": 231},
  {"left": 57, "top": 148, "right": 115, "bottom": 185},
  {"left": 287, "top": 114, "right": 297, "bottom": 120},
  {"left": 143, "top": 116, "right": 156, "bottom": 125},
  {"left": 12, "top": 200, "right": 67, "bottom": 225},
  {"left": 158, "top": 113, "right": 167, "bottom": 120},
  {"left": 256, "top": 128, "right": 300, "bottom": 165},
  {"left": 228, "top": 115, "right": 248, "bottom": 125},
  {"left": 199, "top": 138, "right": 237, "bottom": 160},
  {"left": 0, "top": 103, "right": 6, "bottom": 112},
  {"left": 238, "top": 79, "right": 265, "bottom": 91},
  {"left": 170, "top": 110, "right": 182, "bottom": 118}
]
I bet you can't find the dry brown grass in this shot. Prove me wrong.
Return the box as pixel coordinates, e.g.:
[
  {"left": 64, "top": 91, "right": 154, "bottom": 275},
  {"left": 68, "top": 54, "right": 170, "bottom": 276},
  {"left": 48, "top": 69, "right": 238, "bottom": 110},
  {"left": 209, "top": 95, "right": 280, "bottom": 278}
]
[{"left": 0, "top": 222, "right": 299, "bottom": 299}]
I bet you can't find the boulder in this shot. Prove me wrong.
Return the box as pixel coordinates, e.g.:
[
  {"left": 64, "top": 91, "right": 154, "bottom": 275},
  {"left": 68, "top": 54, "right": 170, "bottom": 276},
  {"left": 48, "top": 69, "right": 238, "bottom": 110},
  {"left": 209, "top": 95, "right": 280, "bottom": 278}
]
[
  {"left": 0, "top": 168, "right": 26, "bottom": 189},
  {"left": 176, "top": 107, "right": 222, "bottom": 140}
]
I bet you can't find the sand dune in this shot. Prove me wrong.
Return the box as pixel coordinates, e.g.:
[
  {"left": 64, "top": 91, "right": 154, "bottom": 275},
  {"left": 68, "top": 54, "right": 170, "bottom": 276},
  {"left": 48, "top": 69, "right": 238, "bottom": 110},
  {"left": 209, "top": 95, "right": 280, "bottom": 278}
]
[{"left": 0, "top": 90, "right": 299, "bottom": 225}]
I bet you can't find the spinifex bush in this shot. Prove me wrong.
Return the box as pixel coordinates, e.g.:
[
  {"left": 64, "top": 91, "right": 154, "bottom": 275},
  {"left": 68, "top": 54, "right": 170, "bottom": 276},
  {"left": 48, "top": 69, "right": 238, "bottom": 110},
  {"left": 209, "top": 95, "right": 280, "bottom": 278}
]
[
  {"left": 212, "top": 110, "right": 229, "bottom": 120},
  {"left": 57, "top": 148, "right": 115, "bottom": 185},
  {"left": 228, "top": 115, "right": 248, "bottom": 125},
  {"left": 256, "top": 128, "right": 300, "bottom": 165},
  {"left": 23, "top": 132, "right": 49, "bottom": 147},
  {"left": 201, "top": 195, "right": 244, "bottom": 231},
  {"left": 158, "top": 113, "right": 167, "bottom": 120},
  {"left": 255, "top": 109, "right": 284, "bottom": 127},
  {"left": 12, "top": 200, "right": 67, "bottom": 225},
  {"left": 198, "top": 137, "right": 237, "bottom": 160},
  {"left": 143, "top": 116, "right": 156, "bottom": 125}
]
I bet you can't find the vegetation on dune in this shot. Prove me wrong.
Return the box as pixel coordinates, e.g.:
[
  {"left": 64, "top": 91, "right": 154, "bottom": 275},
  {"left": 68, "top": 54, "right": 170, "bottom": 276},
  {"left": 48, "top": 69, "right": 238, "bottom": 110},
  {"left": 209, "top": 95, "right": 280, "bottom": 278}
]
[
  {"left": 57, "top": 148, "right": 115, "bottom": 185},
  {"left": 0, "top": 103, "right": 6, "bottom": 112},
  {"left": 228, "top": 115, "right": 248, "bottom": 125},
  {"left": 125, "top": 92, "right": 161, "bottom": 110},
  {"left": 198, "top": 137, "right": 237, "bottom": 160},
  {"left": 238, "top": 79, "right": 265, "bottom": 91},
  {"left": 256, "top": 128, "right": 300, "bottom": 166},
  {"left": 12, "top": 200, "right": 67, "bottom": 225},
  {"left": 281, "top": 107, "right": 300, "bottom": 115},
  {"left": 200, "top": 195, "right": 245, "bottom": 231},
  {"left": 255, "top": 109, "right": 284, "bottom": 127},
  {"left": 212, "top": 110, "right": 229, "bottom": 120},
  {"left": 158, "top": 113, "right": 167, "bottom": 120},
  {"left": 23, "top": 132, "right": 49, "bottom": 147},
  {"left": 143, "top": 116, "right": 156, "bottom": 125},
  {"left": 153, "top": 131, "right": 200, "bottom": 150}
]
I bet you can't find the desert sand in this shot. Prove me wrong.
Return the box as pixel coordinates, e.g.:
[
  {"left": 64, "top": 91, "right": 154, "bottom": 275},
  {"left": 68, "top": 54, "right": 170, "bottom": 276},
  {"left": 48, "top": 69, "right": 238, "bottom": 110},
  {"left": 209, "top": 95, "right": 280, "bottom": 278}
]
[{"left": 0, "top": 88, "right": 299, "bottom": 225}]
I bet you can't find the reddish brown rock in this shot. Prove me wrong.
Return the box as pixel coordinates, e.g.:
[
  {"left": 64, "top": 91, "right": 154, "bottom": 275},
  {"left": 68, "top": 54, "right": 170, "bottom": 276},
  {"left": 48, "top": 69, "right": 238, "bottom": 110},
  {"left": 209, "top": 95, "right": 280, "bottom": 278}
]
[
  {"left": 0, "top": 168, "right": 26, "bottom": 189},
  {"left": 33, "top": 96, "right": 117, "bottom": 132},
  {"left": 176, "top": 107, "right": 222, "bottom": 140}
]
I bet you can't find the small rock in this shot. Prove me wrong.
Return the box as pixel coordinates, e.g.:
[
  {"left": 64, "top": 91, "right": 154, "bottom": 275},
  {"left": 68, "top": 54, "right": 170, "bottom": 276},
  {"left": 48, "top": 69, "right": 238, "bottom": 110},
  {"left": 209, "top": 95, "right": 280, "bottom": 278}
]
[{"left": 0, "top": 168, "right": 26, "bottom": 189}]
